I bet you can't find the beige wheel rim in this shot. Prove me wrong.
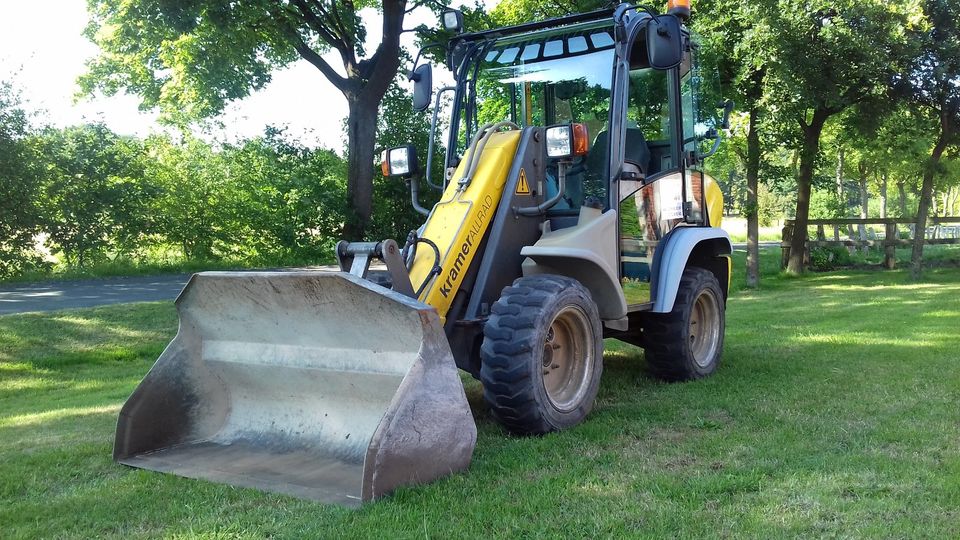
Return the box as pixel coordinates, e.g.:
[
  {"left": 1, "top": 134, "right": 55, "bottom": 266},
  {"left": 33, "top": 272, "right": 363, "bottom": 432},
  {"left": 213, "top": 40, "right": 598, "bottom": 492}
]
[
  {"left": 541, "top": 305, "right": 595, "bottom": 412},
  {"left": 689, "top": 288, "right": 721, "bottom": 369}
]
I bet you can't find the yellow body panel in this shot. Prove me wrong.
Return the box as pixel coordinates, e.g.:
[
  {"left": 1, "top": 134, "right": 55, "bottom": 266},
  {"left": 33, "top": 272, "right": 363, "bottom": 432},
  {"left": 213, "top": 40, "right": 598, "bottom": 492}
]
[
  {"left": 408, "top": 131, "right": 521, "bottom": 321},
  {"left": 705, "top": 173, "right": 723, "bottom": 228}
]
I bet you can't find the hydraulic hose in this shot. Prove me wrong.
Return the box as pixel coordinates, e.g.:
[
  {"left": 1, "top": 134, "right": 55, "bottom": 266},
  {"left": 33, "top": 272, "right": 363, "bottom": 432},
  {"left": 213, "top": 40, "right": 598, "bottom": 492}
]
[
  {"left": 515, "top": 161, "right": 568, "bottom": 216},
  {"left": 457, "top": 121, "right": 519, "bottom": 189}
]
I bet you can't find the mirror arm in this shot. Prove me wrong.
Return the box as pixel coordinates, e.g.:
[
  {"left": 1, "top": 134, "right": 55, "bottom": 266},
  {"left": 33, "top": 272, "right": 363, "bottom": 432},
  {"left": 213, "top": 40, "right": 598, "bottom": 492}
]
[
  {"left": 410, "top": 42, "right": 442, "bottom": 73},
  {"left": 424, "top": 86, "right": 456, "bottom": 191},
  {"left": 701, "top": 100, "right": 736, "bottom": 161},
  {"left": 408, "top": 176, "right": 431, "bottom": 217},
  {"left": 699, "top": 132, "right": 723, "bottom": 160}
]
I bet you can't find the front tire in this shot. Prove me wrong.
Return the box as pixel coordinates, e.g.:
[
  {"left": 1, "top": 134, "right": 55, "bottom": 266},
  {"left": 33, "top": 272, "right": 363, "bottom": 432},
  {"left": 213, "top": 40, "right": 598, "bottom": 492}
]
[
  {"left": 480, "top": 275, "right": 603, "bottom": 435},
  {"left": 643, "top": 267, "right": 725, "bottom": 381}
]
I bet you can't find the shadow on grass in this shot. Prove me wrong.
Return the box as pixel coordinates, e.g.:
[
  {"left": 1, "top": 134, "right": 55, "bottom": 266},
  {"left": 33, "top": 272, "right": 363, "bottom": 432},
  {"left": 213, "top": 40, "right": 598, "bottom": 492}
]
[
  {"left": 0, "top": 302, "right": 176, "bottom": 369},
  {"left": 2, "top": 268, "right": 959, "bottom": 537}
]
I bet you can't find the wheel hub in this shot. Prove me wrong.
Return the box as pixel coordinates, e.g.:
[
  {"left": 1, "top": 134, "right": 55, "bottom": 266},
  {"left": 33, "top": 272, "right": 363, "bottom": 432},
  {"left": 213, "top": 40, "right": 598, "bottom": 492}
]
[
  {"left": 541, "top": 306, "right": 595, "bottom": 412},
  {"left": 689, "top": 289, "right": 721, "bottom": 369}
]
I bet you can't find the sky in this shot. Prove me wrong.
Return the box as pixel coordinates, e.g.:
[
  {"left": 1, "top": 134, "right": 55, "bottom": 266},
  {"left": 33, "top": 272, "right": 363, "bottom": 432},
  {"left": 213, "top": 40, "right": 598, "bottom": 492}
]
[{"left": 0, "top": 0, "right": 498, "bottom": 152}]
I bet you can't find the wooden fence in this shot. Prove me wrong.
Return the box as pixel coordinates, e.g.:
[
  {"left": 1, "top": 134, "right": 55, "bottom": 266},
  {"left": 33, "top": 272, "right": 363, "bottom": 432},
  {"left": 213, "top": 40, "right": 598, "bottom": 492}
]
[{"left": 780, "top": 217, "right": 960, "bottom": 269}]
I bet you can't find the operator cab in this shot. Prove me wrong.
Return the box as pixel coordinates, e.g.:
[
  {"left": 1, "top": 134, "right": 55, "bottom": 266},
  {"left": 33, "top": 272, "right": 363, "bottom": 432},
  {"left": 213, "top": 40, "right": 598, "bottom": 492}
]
[{"left": 445, "top": 11, "right": 720, "bottom": 305}]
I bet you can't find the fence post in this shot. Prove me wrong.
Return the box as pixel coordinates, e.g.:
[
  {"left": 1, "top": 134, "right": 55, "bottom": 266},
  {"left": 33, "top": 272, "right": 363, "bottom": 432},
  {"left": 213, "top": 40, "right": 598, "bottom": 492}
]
[
  {"left": 781, "top": 220, "right": 793, "bottom": 270},
  {"left": 884, "top": 221, "right": 897, "bottom": 269}
]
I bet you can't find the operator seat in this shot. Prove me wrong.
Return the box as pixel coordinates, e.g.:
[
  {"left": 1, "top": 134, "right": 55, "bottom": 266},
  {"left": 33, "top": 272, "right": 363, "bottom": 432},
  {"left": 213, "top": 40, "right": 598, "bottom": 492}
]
[{"left": 586, "top": 128, "right": 651, "bottom": 201}]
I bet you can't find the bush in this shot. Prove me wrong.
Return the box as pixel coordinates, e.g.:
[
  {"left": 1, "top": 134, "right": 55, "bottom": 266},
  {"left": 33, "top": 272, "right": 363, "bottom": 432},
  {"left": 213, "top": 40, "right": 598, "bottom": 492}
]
[{"left": 809, "top": 245, "right": 852, "bottom": 271}]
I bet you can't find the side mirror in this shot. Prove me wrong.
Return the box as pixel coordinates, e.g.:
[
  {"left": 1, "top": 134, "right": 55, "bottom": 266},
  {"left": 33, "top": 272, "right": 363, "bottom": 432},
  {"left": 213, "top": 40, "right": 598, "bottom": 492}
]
[
  {"left": 409, "top": 63, "right": 433, "bottom": 112},
  {"left": 720, "top": 99, "right": 735, "bottom": 130},
  {"left": 381, "top": 145, "right": 420, "bottom": 178},
  {"left": 646, "top": 15, "right": 683, "bottom": 70},
  {"left": 699, "top": 102, "right": 734, "bottom": 160}
]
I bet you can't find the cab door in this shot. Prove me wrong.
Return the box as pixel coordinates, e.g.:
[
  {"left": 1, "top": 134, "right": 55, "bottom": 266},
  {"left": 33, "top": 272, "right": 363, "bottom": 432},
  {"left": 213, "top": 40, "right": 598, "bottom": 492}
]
[{"left": 616, "top": 26, "right": 688, "bottom": 308}]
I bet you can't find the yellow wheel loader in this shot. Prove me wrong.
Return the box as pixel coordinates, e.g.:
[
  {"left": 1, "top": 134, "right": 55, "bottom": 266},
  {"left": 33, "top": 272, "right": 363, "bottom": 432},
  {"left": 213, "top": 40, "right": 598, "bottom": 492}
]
[{"left": 115, "top": 1, "right": 734, "bottom": 507}]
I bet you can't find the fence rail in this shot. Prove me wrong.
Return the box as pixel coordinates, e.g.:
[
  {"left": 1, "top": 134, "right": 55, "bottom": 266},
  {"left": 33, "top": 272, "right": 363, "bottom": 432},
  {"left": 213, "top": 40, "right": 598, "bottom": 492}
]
[{"left": 780, "top": 217, "right": 960, "bottom": 269}]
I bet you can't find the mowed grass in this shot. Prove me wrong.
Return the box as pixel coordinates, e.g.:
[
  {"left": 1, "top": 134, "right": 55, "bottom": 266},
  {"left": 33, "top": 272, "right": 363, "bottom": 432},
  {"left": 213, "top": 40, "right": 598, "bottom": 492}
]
[{"left": 2, "top": 261, "right": 960, "bottom": 537}]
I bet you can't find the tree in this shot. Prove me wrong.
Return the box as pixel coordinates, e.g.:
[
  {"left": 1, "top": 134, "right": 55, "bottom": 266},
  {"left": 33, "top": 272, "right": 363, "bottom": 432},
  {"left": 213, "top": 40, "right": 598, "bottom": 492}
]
[
  {"left": 143, "top": 135, "right": 232, "bottom": 259},
  {"left": 489, "top": 0, "right": 605, "bottom": 24},
  {"left": 0, "top": 81, "right": 46, "bottom": 277},
  {"left": 228, "top": 128, "right": 348, "bottom": 259},
  {"left": 81, "top": 0, "right": 413, "bottom": 239},
  {"left": 760, "top": 0, "right": 910, "bottom": 273},
  {"left": 696, "top": 0, "right": 769, "bottom": 288},
  {"left": 39, "top": 123, "right": 148, "bottom": 267},
  {"left": 894, "top": 0, "right": 960, "bottom": 279}
]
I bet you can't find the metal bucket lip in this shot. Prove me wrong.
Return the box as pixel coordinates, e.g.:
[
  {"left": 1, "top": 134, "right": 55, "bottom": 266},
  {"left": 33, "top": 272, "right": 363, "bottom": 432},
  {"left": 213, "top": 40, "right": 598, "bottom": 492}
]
[{"left": 177, "top": 271, "right": 432, "bottom": 312}]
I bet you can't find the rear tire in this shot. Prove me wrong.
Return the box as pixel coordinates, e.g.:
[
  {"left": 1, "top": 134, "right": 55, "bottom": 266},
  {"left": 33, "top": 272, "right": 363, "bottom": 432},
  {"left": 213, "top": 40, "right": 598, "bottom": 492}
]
[
  {"left": 480, "top": 275, "right": 603, "bottom": 435},
  {"left": 643, "top": 267, "right": 725, "bottom": 381}
]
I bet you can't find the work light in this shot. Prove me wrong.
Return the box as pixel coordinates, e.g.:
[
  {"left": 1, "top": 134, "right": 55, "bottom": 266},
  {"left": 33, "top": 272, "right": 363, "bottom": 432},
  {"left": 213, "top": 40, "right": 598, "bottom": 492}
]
[
  {"left": 381, "top": 145, "right": 420, "bottom": 178},
  {"left": 442, "top": 9, "right": 464, "bottom": 33},
  {"left": 545, "top": 124, "right": 589, "bottom": 159}
]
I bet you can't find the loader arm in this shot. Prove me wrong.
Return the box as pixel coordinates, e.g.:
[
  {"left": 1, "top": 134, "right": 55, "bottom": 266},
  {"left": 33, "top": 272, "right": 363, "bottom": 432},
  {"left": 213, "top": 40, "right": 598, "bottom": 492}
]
[{"left": 407, "top": 130, "right": 521, "bottom": 321}]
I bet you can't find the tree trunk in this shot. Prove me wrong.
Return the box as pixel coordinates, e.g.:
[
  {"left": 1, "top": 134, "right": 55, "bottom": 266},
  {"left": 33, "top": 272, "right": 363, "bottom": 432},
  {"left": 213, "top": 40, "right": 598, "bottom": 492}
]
[
  {"left": 745, "top": 107, "right": 761, "bottom": 288},
  {"left": 911, "top": 124, "right": 950, "bottom": 280},
  {"left": 879, "top": 171, "right": 887, "bottom": 219},
  {"left": 898, "top": 180, "right": 908, "bottom": 217},
  {"left": 858, "top": 162, "right": 868, "bottom": 253},
  {"left": 787, "top": 109, "right": 831, "bottom": 274},
  {"left": 290, "top": 1, "right": 406, "bottom": 241},
  {"left": 835, "top": 146, "right": 844, "bottom": 201},
  {"left": 343, "top": 97, "right": 380, "bottom": 239}
]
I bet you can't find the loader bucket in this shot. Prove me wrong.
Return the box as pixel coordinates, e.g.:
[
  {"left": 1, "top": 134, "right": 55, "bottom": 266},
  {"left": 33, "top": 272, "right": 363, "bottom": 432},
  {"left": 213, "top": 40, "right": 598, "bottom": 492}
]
[{"left": 114, "top": 271, "right": 477, "bottom": 506}]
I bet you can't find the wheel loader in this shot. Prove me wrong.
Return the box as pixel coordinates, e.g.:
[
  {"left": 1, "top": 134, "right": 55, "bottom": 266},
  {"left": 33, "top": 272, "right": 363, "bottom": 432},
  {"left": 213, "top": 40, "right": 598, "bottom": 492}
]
[{"left": 114, "top": 1, "right": 733, "bottom": 507}]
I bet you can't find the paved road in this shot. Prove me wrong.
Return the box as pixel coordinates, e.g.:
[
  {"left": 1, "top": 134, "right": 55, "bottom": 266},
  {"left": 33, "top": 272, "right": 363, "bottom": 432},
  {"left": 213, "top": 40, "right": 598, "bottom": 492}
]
[
  {"left": 0, "top": 244, "right": 778, "bottom": 315},
  {"left": 0, "top": 265, "right": 351, "bottom": 315},
  {"left": 0, "top": 274, "right": 191, "bottom": 315}
]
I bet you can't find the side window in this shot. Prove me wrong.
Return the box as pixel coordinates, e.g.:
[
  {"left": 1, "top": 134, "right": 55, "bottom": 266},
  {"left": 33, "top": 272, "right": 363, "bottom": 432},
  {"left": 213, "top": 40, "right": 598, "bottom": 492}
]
[
  {"left": 680, "top": 52, "right": 697, "bottom": 155},
  {"left": 618, "top": 64, "right": 682, "bottom": 306},
  {"left": 626, "top": 67, "right": 673, "bottom": 177},
  {"left": 680, "top": 43, "right": 720, "bottom": 225}
]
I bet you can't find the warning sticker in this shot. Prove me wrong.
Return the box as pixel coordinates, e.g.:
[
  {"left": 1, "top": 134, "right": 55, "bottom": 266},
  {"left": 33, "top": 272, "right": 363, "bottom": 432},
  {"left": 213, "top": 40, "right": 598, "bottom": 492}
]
[{"left": 515, "top": 168, "right": 530, "bottom": 195}]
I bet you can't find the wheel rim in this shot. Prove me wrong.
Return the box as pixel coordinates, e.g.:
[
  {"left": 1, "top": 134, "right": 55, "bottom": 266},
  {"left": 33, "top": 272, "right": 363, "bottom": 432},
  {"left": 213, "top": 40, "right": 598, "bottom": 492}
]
[
  {"left": 689, "top": 288, "right": 721, "bottom": 369},
  {"left": 541, "top": 305, "right": 595, "bottom": 412}
]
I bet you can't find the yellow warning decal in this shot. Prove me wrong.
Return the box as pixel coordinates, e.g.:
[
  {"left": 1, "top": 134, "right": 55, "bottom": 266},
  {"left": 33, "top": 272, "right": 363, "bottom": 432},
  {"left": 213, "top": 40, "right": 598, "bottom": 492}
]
[{"left": 515, "top": 168, "right": 530, "bottom": 195}]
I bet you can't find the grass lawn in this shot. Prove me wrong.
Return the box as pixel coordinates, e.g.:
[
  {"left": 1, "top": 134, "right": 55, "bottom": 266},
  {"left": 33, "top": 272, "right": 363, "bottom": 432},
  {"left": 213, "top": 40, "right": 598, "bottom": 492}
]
[{"left": 2, "top": 261, "right": 959, "bottom": 537}]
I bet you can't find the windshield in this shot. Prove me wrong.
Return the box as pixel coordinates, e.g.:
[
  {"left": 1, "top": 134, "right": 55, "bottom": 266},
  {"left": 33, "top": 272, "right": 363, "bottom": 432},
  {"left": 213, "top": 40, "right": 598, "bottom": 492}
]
[
  {"left": 454, "top": 23, "right": 617, "bottom": 211},
  {"left": 463, "top": 24, "right": 615, "bottom": 139}
]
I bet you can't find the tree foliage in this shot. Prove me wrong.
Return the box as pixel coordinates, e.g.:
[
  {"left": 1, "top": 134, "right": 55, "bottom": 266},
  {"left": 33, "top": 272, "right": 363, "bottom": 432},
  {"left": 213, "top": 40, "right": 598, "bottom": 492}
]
[
  {"left": 39, "top": 124, "right": 149, "bottom": 266},
  {"left": 2, "top": 0, "right": 959, "bottom": 282},
  {"left": 0, "top": 81, "right": 46, "bottom": 277},
  {"left": 81, "top": 0, "right": 412, "bottom": 239},
  {"left": 893, "top": 0, "right": 960, "bottom": 278}
]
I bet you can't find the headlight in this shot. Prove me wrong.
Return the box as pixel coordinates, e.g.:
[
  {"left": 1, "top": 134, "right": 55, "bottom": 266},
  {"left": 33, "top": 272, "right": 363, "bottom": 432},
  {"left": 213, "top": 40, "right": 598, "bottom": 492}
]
[
  {"left": 381, "top": 145, "right": 420, "bottom": 178},
  {"left": 389, "top": 147, "right": 410, "bottom": 176},
  {"left": 545, "top": 123, "right": 589, "bottom": 159}
]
